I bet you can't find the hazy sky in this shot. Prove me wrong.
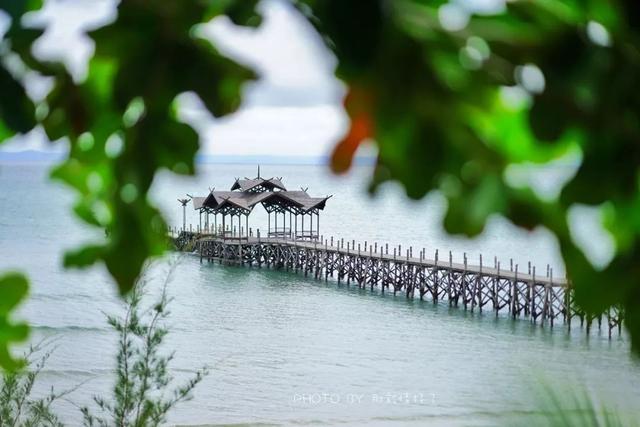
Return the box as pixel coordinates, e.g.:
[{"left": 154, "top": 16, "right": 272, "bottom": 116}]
[{"left": 1, "top": 0, "right": 349, "bottom": 156}]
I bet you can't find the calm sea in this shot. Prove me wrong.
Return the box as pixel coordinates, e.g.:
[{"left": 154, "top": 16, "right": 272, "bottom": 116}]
[{"left": 0, "top": 162, "right": 638, "bottom": 426}]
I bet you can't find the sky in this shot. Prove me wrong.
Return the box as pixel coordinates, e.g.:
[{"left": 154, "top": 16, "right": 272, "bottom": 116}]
[{"left": 0, "top": 0, "right": 350, "bottom": 157}]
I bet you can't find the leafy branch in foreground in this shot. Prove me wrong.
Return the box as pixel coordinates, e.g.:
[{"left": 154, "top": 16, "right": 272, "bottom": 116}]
[
  {"left": 3, "top": 0, "right": 640, "bottom": 357},
  {"left": 531, "top": 381, "right": 637, "bottom": 427},
  {"left": 81, "top": 268, "right": 207, "bottom": 427},
  {"left": 0, "top": 342, "right": 66, "bottom": 427},
  {"left": 297, "top": 0, "right": 640, "bottom": 352},
  {"left": 0, "top": 0, "right": 261, "bottom": 369}
]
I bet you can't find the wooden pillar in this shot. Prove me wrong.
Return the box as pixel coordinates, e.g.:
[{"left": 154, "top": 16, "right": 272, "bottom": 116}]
[
  {"left": 530, "top": 266, "right": 536, "bottom": 320},
  {"left": 316, "top": 212, "right": 319, "bottom": 238},
  {"left": 494, "top": 262, "right": 500, "bottom": 316},
  {"left": 222, "top": 214, "right": 226, "bottom": 240},
  {"left": 302, "top": 213, "right": 305, "bottom": 239},
  {"left": 462, "top": 254, "right": 468, "bottom": 310},
  {"left": 268, "top": 211, "right": 271, "bottom": 237},
  {"left": 566, "top": 284, "right": 572, "bottom": 330},
  {"left": 513, "top": 265, "right": 519, "bottom": 318}
]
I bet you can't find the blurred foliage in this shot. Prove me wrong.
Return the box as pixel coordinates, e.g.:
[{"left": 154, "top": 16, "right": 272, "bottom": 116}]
[
  {"left": 1, "top": 0, "right": 260, "bottom": 368},
  {"left": 296, "top": 0, "right": 640, "bottom": 353},
  {"left": 527, "top": 379, "right": 638, "bottom": 427},
  {"left": 81, "top": 266, "right": 207, "bottom": 427},
  {"left": 1, "top": 343, "right": 66, "bottom": 426},
  {"left": 0, "top": 273, "right": 29, "bottom": 370},
  {"left": 1, "top": 0, "right": 640, "bottom": 367}
]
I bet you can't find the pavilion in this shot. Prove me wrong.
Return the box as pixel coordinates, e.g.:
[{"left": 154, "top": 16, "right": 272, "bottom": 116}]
[{"left": 191, "top": 169, "right": 331, "bottom": 240}]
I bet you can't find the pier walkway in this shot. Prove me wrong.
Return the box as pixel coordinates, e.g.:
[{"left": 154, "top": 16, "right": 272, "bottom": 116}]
[{"left": 172, "top": 230, "right": 624, "bottom": 338}]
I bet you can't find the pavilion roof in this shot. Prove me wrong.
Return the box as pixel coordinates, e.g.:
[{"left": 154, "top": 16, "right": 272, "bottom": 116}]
[
  {"left": 192, "top": 196, "right": 206, "bottom": 210},
  {"left": 230, "top": 177, "right": 287, "bottom": 192},
  {"left": 192, "top": 174, "right": 330, "bottom": 214}
]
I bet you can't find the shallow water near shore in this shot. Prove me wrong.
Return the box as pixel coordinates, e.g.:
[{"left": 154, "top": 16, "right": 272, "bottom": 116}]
[{"left": 1, "top": 162, "right": 639, "bottom": 426}]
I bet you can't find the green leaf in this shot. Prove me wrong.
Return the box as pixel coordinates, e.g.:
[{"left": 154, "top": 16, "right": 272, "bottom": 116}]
[
  {"left": 37, "top": 0, "right": 261, "bottom": 296},
  {"left": 528, "top": 93, "right": 570, "bottom": 142},
  {"left": 0, "top": 272, "right": 30, "bottom": 371},
  {"left": 0, "top": 273, "right": 28, "bottom": 315},
  {"left": 0, "top": 117, "right": 14, "bottom": 141},
  {"left": 64, "top": 245, "right": 105, "bottom": 268},
  {"left": 176, "top": 37, "right": 257, "bottom": 118},
  {"left": 205, "top": 0, "right": 262, "bottom": 27},
  {"left": 0, "top": 0, "right": 42, "bottom": 20},
  {"left": 301, "top": 0, "right": 640, "bottom": 354},
  {"left": 301, "top": 0, "right": 384, "bottom": 79},
  {"left": 0, "top": 64, "right": 36, "bottom": 134},
  {"left": 103, "top": 200, "right": 167, "bottom": 295}
]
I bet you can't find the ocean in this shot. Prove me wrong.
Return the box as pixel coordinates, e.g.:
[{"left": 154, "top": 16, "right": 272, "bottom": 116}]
[{"left": 0, "top": 162, "right": 638, "bottom": 426}]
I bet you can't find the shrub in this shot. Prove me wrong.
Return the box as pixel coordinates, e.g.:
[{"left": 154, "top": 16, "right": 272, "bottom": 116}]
[{"left": 81, "top": 267, "right": 207, "bottom": 426}]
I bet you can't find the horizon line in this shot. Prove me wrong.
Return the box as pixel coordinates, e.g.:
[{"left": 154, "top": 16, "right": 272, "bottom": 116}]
[{"left": 0, "top": 150, "right": 377, "bottom": 166}]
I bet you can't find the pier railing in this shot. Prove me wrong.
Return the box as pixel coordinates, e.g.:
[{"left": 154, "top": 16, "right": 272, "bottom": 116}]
[
  {"left": 170, "top": 228, "right": 624, "bottom": 338},
  {"left": 169, "top": 225, "right": 320, "bottom": 242}
]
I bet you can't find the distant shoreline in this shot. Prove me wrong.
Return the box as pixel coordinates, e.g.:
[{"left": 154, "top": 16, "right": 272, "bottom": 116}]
[{"left": 0, "top": 150, "right": 377, "bottom": 166}]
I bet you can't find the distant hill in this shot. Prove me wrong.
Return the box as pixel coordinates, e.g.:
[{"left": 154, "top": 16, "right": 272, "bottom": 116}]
[
  {"left": 0, "top": 150, "right": 376, "bottom": 166},
  {"left": 195, "top": 154, "right": 376, "bottom": 166}
]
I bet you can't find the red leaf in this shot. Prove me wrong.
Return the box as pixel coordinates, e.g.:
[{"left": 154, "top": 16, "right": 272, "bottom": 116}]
[{"left": 331, "top": 87, "right": 375, "bottom": 174}]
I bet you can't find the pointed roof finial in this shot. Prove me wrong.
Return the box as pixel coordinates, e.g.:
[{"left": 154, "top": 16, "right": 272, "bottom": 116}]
[{"left": 257, "top": 164, "right": 261, "bottom": 179}]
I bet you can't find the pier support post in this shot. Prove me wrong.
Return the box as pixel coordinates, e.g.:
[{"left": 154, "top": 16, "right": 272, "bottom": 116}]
[
  {"left": 461, "top": 253, "right": 467, "bottom": 309},
  {"left": 190, "top": 227, "right": 580, "bottom": 338},
  {"left": 530, "top": 266, "right": 536, "bottom": 322},
  {"left": 512, "top": 265, "right": 518, "bottom": 318},
  {"left": 494, "top": 262, "right": 500, "bottom": 316}
]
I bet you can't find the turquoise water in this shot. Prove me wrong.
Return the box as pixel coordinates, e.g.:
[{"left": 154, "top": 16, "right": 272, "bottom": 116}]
[{"left": 1, "top": 162, "right": 639, "bottom": 426}]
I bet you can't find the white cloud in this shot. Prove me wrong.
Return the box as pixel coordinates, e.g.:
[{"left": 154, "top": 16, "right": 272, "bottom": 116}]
[
  {"left": 23, "top": 0, "right": 117, "bottom": 81},
  {"left": 184, "top": 0, "right": 348, "bottom": 156},
  {"left": 0, "top": 127, "right": 67, "bottom": 152},
  {"left": 202, "top": 0, "right": 340, "bottom": 94},
  {"left": 205, "top": 105, "right": 346, "bottom": 156},
  {"left": 179, "top": 94, "right": 347, "bottom": 156}
]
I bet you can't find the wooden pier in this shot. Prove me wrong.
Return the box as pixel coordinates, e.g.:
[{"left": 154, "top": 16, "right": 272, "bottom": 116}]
[
  {"left": 173, "top": 230, "right": 624, "bottom": 338},
  {"left": 176, "top": 170, "right": 624, "bottom": 338}
]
